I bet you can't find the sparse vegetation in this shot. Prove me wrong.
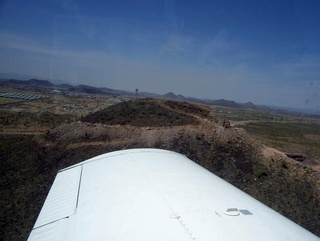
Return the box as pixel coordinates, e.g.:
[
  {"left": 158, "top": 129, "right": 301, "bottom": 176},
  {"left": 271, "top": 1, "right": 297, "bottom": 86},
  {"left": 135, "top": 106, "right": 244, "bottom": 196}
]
[
  {"left": 1, "top": 97, "right": 320, "bottom": 240},
  {"left": 81, "top": 98, "right": 202, "bottom": 127},
  {"left": 281, "top": 160, "right": 289, "bottom": 169},
  {"left": 242, "top": 122, "right": 320, "bottom": 159},
  {"left": 0, "top": 110, "right": 77, "bottom": 133}
]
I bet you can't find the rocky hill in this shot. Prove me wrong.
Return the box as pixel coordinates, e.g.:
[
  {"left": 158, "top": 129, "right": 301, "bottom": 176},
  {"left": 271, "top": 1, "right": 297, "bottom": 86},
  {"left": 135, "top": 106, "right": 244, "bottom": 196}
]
[
  {"left": 81, "top": 98, "right": 207, "bottom": 126},
  {"left": 1, "top": 98, "right": 319, "bottom": 240}
]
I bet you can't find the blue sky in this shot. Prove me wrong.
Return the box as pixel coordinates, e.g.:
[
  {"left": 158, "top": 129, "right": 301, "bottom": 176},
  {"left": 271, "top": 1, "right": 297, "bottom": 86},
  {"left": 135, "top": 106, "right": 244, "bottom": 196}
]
[{"left": 0, "top": 0, "right": 319, "bottom": 110}]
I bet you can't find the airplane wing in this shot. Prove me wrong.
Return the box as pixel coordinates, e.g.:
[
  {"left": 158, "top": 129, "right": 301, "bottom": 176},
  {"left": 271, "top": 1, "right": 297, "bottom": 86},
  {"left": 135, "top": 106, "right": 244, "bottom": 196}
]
[{"left": 28, "top": 148, "right": 320, "bottom": 241}]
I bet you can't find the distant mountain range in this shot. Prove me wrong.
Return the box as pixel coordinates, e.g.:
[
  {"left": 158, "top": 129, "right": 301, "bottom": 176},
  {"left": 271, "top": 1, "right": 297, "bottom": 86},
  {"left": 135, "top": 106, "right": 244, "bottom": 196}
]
[
  {"left": 1, "top": 78, "right": 319, "bottom": 116},
  {"left": 1, "top": 78, "right": 54, "bottom": 87},
  {"left": 0, "top": 78, "right": 256, "bottom": 108},
  {"left": 158, "top": 91, "right": 257, "bottom": 109}
]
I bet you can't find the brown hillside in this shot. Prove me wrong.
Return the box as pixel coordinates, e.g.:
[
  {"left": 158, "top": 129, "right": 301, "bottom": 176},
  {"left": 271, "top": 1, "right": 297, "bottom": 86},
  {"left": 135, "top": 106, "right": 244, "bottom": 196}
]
[
  {"left": 81, "top": 98, "right": 210, "bottom": 126},
  {"left": 1, "top": 98, "right": 319, "bottom": 240}
]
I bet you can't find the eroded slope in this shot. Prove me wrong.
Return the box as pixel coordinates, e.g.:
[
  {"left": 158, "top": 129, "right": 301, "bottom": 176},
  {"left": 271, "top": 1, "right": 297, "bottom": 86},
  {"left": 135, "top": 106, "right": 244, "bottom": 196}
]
[{"left": 1, "top": 98, "right": 319, "bottom": 241}]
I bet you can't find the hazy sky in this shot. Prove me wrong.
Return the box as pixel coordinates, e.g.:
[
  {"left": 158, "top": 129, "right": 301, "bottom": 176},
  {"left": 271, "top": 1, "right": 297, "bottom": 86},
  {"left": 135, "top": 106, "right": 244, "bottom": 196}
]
[{"left": 0, "top": 0, "right": 319, "bottom": 109}]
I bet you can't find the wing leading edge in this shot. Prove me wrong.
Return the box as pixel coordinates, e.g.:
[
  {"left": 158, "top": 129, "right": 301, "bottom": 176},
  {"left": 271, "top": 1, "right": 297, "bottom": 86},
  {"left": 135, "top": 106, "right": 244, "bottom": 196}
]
[{"left": 28, "top": 148, "right": 320, "bottom": 241}]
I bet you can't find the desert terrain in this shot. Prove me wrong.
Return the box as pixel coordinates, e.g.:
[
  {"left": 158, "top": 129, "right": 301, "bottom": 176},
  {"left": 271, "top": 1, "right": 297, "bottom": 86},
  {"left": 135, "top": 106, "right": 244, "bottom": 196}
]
[{"left": 1, "top": 86, "right": 320, "bottom": 240}]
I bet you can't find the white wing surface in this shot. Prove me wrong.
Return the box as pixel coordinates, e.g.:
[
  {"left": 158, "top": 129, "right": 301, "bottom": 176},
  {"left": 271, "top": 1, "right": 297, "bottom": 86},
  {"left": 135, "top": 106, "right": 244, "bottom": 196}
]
[{"left": 28, "top": 148, "right": 320, "bottom": 241}]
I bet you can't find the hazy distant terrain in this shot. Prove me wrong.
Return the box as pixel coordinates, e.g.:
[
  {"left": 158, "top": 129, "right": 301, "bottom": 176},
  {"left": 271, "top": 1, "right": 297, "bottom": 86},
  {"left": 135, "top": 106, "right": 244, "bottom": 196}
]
[
  {"left": 1, "top": 82, "right": 320, "bottom": 240},
  {"left": 2, "top": 78, "right": 320, "bottom": 115}
]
